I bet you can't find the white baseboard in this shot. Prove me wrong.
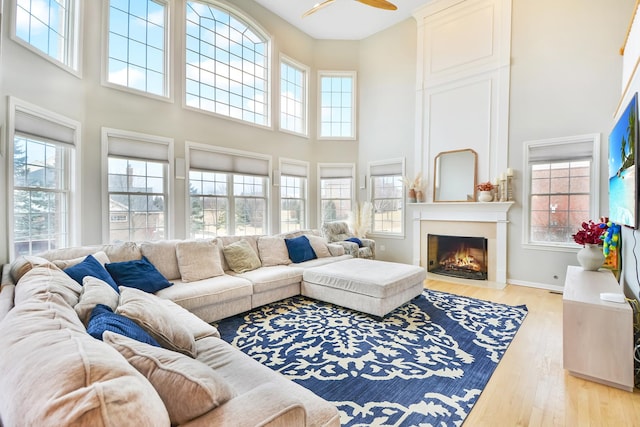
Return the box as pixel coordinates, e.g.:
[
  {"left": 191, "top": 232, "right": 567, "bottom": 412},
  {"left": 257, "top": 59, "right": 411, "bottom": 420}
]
[{"left": 507, "top": 278, "right": 564, "bottom": 293}]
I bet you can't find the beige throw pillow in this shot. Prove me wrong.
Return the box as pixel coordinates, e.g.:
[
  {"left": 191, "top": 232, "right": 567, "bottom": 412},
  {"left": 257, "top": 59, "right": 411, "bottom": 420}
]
[
  {"left": 75, "top": 276, "right": 120, "bottom": 325},
  {"left": 257, "top": 236, "right": 292, "bottom": 266},
  {"left": 104, "top": 331, "right": 236, "bottom": 425},
  {"left": 139, "top": 240, "right": 181, "bottom": 281},
  {"left": 222, "top": 240, "right": 262, "bottom": 273},
  {"left": 52, "top": 251, "right": 111, "bottom": 270},
  {"left": 175, "top": 239, "right": 224, "bottom": 282},
  {"left": 306, "top": 235, "right": 332, "bottom": 258},
  {"left": 116, "top": 287, "right": 197, "bottom": 357}
]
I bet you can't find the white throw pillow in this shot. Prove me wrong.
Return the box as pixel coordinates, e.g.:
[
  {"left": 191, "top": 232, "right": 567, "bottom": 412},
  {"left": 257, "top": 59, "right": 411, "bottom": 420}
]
[
  {"left": 257, "top": 236, "right": 292, "bottom": 266},
  {"left": 306, "top": 235, "right": 332, "bottom": 258},
  {"left": 75, "top": 276, "right": 119, "bottom": 325},
  {"left": 175, "top": 239, "right": 224, "bottom": 282}
]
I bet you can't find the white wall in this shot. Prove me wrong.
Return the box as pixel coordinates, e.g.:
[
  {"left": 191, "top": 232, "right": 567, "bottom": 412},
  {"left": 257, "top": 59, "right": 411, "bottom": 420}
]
[{"left": 0, "top": 0, "right": 360, "bottom": 263}]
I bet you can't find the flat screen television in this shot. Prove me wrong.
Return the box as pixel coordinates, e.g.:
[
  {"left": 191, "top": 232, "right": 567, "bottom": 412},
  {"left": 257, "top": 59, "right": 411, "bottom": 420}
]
[{"left": 608, "top": 92, "right": 638, "bottom": 228}]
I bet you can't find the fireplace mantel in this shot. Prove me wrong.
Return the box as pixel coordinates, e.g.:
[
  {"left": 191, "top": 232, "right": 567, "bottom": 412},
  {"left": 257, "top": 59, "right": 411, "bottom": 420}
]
[{"left": 409, "top": 202, "right": 514, "bottom": 285}]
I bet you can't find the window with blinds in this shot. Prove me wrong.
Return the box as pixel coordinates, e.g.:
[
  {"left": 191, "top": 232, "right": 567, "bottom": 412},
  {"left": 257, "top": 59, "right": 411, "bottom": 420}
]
[
  {"left": 369, "top": 159, "right": 404, "bottom": 235},
  {"left": 524, "top": 135, "right": 600, "bottom": 247},
  {"left": 280, "top": 158, "right": 308, "bottom": 232},
  {"left": 103, "top": 127, "right": 172, "bottom": 243},
  {"left": 11, "top": 98, "right": 80, "bottom": 257},
  {"left": 319, "top": 163, "right": 354, "bottom": 223},
  {"left": 188, "top": 144, "right": 271, "bottom": 237}
]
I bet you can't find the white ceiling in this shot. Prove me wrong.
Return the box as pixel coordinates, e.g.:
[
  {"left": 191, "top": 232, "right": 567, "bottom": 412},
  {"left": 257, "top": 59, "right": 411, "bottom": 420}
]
[{"left": 253, "top": 0, "right": 432, "bottom": 40}]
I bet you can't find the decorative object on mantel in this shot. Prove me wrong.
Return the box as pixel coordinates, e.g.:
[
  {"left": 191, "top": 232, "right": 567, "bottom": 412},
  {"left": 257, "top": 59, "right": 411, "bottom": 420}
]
[
  {"left": 402, "top": 173, "right": 425, "bottom": 203},
  {"left": 476, "top": 182, "right": 494, "bottom": 202},
  {"left": 348, "top": 201, "right": 373, "bottom": 238},
  {"left": 494, "top": 168, "right": 515, "bottom": 202},
  {"left": 572, "top": 219, "right": 607, "bottom": 271}
]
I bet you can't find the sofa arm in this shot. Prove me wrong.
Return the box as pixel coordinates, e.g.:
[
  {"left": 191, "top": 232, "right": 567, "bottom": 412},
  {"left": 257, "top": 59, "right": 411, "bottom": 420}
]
[
  {"left": 181, "top": 383, "right": 306, "bottom": 427},
  {"left": 361, "top": 238, "right": 376, "bottom": 259},
  {"left": 333, "top": 241, "right": 359, "bottom": 257}
]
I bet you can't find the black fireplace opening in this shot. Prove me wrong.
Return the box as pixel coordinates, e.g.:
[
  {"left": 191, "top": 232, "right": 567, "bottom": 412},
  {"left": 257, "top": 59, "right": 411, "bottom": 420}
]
[{"left": 427, "top": 234, "right": 488, "bottom": 280}]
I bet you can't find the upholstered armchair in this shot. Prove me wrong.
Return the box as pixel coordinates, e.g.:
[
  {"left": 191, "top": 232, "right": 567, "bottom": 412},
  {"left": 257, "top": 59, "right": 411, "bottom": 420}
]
[{"left": 321, "top": 221, "right": 375, "bottom": 259}]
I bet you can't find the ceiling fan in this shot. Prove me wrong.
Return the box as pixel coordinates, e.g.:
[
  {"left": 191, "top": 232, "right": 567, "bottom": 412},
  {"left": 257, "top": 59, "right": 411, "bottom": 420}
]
[{"left": 302, "top": 0, "right": 398, "bottom": 18}]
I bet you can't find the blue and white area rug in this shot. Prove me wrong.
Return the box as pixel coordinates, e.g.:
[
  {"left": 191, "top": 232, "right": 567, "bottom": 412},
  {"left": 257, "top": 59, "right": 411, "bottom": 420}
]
[{"left": 216, "top": 290, "right": 528, "bottom": 426}]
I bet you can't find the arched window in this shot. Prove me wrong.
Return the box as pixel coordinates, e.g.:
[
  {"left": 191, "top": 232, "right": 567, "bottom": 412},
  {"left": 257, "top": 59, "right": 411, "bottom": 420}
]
[{"left": 185, "top": 1, "right": 270, "bottom": 126}]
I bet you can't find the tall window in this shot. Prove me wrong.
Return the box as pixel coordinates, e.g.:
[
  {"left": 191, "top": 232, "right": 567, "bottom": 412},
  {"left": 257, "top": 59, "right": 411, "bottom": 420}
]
[
  {"left": 280, "top": 56, "right": 308, "bottom": 135},
  {"left": 319, "top": 163, "right": 354, "bottom": 223},
  {"left": 106, "top": 0, "right": 168, "bottom": 97},
  {"left": 524, "top": 135, "right": 600, "bottom": 247},
  {"left": 10, "top": 99, "right": 79, "bottom": 257},
  {"left": 319, "top": 71, "right": 356, "bottom": 139},
  {"left": 103, "top": 128, "right": 172, "bottom": 243},
  {"left": 280, "top": 159, "right": 308, "bottom": 232},
  {"left": 188, "top": 144, "right": 270, "bottom": 237},
  {"left": 370, "top": 159, "right": 404, "bottom": 235},
  {"left": 13, "top": 0, "right": 79, "bottom": 71},
  {"left": 185, "top": 1, "right": 269, "bottom": 126}
]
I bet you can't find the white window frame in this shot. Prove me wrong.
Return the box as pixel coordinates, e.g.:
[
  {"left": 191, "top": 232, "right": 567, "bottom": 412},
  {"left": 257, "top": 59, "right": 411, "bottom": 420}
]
[
  {"left": 318, "top": 71, "right": 357, "bottom": 140},
  {"left": 279, "top": 54, "right": 309, "bottom": 137},
  {"left": 279, "top": 157, "right": 309, "bottom": 233},
  {"left": 102, "top": 0, "right": 172, "bottom": 101},
  {"left": 369, "top": 158, "right": 405, "bottom": 238},
  {"left": 318, "top": 163, "right": 355, "bottom": 225},
  {"left": 11, "top": 0, "right": 82, "bottom": 76},
  {"left": 184, "top": 0, "right": 271, "bottom": 128},
  {"left": 8, "top": 97, "right": 82, "bottom": 259},
  {"left": 522, "top": 134, "right": 600, "bottom": 251},
  {"left": 185, "top": 142, "right": 272, "bottom": 237},
  {"left": 101, "top": 127, "right": 174, "bottom": 243}
]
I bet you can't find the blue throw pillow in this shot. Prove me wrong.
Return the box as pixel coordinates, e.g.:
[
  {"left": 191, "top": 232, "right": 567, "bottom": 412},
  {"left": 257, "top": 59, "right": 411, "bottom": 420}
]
[
  {"left": 86, "top": 304, "right": 160, "bottom": 347},
  {"left": 345, "top": 237, "right": 363, "bottom": 248},
  {"left": 105, "top": 256, "right": 173, "bottom": 293},
  {"left": 285, "top": 235, "right": 317, "bottom": 263},
  {"left": 64, "top": 254, "right": 119, "bottom": 293}
]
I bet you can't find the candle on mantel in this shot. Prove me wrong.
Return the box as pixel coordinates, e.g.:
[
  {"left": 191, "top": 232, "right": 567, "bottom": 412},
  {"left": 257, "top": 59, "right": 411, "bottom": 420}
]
[
  {"left": 500, "top": 173, "right": 505, "bottom": 180},
  {"left": 506, "top": 167, "right": 514, "bottom": 176}
]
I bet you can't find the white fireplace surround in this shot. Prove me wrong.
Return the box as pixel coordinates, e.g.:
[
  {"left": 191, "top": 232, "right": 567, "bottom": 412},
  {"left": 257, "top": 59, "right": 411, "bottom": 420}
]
[{"left": 411, "top": 202, "right": 513, "bottom": 286}]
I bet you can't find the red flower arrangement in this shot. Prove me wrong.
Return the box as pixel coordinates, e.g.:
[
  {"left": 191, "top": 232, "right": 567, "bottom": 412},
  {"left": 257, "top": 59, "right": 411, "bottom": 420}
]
[
  {"left": 476, "top": 182, "right": 494, "bottom": 191},
  {"left": 572, "top": 220, "right": 608, "bottom": 246}
]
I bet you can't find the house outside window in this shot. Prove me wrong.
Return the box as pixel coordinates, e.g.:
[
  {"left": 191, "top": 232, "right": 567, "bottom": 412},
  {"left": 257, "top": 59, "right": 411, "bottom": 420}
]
[
  {"left": 369, "top": 159, "right": 404, "bottom": 236},
  {"left": 524, "top": 135, "right": 600, "bottom": 248},
  {"left": 280, "top": 56, "right": 308, "bottom": 136},
  {"left": 319, "top": 163, "right": 355, "bottom": 224},
  {"left": 10, "top": 98, "right": 80, "bottom": 258},
  {"left": 106, "top": 0, "right": 169, "bottom": 97},
  {"left": 188, "top": 144, "right": 270, "bottom": 237},
  {"left": 279, "top": 158, "right": 308, "bottom": 233},
  {"left": 185, "top": 1, "right": 270, "bottom": 126},
  {"left": 103, "top": 128, "right": 172, "bottom": 243},
  {"left": 318, "top": 71, "right": 356, "bottom": 139},
  {"left": 13, "top": 0, "right": 80, "bottom": 73}
]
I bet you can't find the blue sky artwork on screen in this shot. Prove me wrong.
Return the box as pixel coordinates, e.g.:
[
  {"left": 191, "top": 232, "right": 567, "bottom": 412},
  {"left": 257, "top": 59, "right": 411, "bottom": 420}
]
[{"left": 609, "top": 93, "right": 638, "bottom": 228}]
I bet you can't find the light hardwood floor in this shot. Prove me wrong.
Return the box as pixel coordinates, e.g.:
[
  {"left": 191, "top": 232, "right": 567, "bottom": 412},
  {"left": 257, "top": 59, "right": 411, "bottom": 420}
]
[{"left": 425, "top": 279, "right": 640, "bottom": 426}]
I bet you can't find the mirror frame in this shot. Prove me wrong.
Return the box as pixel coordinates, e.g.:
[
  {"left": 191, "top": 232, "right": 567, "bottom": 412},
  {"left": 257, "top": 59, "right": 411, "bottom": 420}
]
[{"left": 433, "top": 148, "right": 478, "bottom": 202}]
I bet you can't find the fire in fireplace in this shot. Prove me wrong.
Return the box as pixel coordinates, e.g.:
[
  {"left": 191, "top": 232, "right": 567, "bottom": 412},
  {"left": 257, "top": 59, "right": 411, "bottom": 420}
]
[{"left": 427, "top": 234, "right": 488, "bottom": 280}]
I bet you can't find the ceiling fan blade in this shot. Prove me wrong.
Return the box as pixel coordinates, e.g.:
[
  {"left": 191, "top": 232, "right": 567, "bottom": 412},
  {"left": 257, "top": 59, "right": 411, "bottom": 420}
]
[
  {"left": 302, "top": 0, "right": 336, "bottom": 18},
  {"left": 355, "top": 0, "right": 398, "bottom": 11}
]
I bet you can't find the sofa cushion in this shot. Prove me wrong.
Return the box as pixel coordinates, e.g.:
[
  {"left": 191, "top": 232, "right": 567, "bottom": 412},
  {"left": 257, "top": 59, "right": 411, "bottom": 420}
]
[
  {"left": 52, "top": 250, "right": 110, "bottom": 270},
  {"left": 306, "top": 235, "right": 332, "bottom": 258},
  {"left": 10, "top": 255, "right": 57, "bottom": 284},
  {"left": 75, "top": 276, "right": 120, "bottom": 325},
  {"left": 175, "top": 239, "right": 224, "bottom": 282},
  {"left": 285, "top": 235, "right": 317, "bottom": 263},
  {"left": 140, "top": 240, "right": 181, "bottom": 281},
  {"left": 257, "top": 236, "right": 292, "bottom": 267},
  {"left": 105, "top": 256, "right": 173, "bottom": 293},
  {"left": 38, "top": 242, "right": 141, "bottom": 264},
  {"left": 116, "top": 287, "right": 197, "bottom": 357},
  {"left": 222, "top": 240, "right": 262, "bottom": 273},
  {"left": 104, "top": 331, "right": 236, "bottom": 425},
  {"left": 14, "top": 265, "right": 82, "bottom": 307},
  {"left": 0, "top": 292, "right": 170, "bottom": 426},
  {"left": 64, "top": 254, "right": 119, "bottom": 292},
  {"left": 87, "top": 304, "right": 161, "bottom": 347}
]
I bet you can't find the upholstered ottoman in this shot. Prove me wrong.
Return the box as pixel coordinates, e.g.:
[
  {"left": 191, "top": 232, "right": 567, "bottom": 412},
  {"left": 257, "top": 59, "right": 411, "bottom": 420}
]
[{"left": 302, "top": 258, "right": 426, "bottom": 317}]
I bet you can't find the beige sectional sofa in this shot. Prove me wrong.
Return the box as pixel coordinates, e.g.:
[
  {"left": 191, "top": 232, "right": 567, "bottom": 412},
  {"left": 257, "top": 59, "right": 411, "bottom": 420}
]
[{"left": 0, "top": 230, "right": 347, "bottom": 426}]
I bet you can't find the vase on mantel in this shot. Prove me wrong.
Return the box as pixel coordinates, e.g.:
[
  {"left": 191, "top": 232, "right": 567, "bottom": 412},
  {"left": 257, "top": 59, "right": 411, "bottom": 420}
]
[
  {"left": 478, "top": 190, "right": 493, "bottom": 202},
  {"left": 577, "top": 244, "right": 605, "bottom": 271}
]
